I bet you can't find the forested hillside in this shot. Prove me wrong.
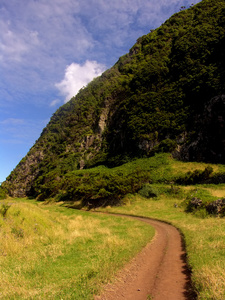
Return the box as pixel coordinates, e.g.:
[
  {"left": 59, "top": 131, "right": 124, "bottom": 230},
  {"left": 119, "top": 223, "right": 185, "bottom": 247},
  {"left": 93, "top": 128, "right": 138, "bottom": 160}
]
[{"left": 3, "top": 0, "right": 225, "bottom": 199}]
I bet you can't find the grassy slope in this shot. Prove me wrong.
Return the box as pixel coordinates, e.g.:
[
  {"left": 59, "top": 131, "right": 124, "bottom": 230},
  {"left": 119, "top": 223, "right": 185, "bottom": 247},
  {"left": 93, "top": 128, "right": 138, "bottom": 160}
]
[
  {"left": 95, "top": 157, "right": 225, "bottom": 300},
  {"left": 1, "top": 155, "right": 225, "bottom": 299},
  {"left": 0, "top": 199, "right": 154, "bottom": 299},
  {"left": 56, "top": 154, "right": 225, "bottom": 299}
]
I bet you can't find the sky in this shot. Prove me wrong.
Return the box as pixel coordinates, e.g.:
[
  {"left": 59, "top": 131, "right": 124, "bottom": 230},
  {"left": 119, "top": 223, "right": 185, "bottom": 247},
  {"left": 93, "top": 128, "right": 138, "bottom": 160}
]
[{"left": 0, "top": 0, "right": 201, "bottom": 183}]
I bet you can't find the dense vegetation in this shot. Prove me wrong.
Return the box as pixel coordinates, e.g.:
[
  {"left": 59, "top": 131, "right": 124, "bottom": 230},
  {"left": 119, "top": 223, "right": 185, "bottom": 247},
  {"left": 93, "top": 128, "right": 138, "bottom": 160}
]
[
  {"left": 33, "top": 153, "right": 225, "bottom": 211},
  {"left": 3, "top": 0, "right": 225, "bottom": 199}
]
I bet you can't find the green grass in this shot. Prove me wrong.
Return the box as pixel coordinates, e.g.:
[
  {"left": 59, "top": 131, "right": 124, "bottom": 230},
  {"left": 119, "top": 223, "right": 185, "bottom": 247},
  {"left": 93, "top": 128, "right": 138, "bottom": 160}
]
[
  {"left": 37, "top": 153, "right": 225, "bottom": 206},
  {"left": 97, "top": 184, "right": 225, "bottom": 299},
  {"left": 0, "top": 199, "right": 154, "bottom": 299},
  {"left": 2, "top": 154, "right": 225, "bottom": 299}
]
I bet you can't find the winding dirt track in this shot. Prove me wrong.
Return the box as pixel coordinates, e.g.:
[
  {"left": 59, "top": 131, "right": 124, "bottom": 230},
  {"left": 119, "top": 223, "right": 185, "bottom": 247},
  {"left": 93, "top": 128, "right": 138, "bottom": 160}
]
[{"left": 95, "top": 214, "right": 196, "bottom": 300}]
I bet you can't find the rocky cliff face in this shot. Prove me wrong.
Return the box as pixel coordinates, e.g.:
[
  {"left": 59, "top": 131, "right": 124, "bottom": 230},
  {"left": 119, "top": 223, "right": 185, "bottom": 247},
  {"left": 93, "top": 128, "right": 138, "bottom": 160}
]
[
  {"left": 5, "top": 150, "right": 44, "bottom": 197},
  {"left": 176, "top": 95, "right": 225, "bottom": 163}
]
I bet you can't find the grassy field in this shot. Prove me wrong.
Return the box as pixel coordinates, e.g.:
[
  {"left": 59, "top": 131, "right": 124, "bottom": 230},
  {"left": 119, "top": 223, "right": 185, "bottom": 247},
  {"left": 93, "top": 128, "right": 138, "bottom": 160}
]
[
  {"left": 0, "top": 199, "right": 154, "bottom": 299},
  {"left": 97, "top": 185, "right": 225, "bottom": 300},
  {"left": 1, "top": 154, "right": 225, "bottom": 299}
]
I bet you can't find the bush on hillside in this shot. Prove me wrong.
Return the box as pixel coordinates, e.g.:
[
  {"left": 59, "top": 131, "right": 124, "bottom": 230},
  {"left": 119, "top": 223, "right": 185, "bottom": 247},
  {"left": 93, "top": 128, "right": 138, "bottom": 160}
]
[
  {"left": 176, "top": 166, "right": 213, "bottom": 185},
  {"left": 0, "top": 203, "right": 11, "bottom": 217},
  {"left": 38, "top": 166, "right": 151, "bottom": 207},
  {"left": 203, "top": 172, "right": 225, "bottom": 184},
  {"left": 138, "top": 184, "right": 159, "bottom": 198},
  {"left": 0, "top": 187, "right": 7, "bottom": 200},
  {"left": 183, "top": 188, "right": 225, "bottom": 217}
]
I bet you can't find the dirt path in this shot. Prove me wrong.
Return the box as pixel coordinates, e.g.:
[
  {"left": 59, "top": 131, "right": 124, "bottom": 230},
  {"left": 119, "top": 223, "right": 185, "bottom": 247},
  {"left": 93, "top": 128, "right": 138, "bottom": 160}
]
[{"left": 95, "top": 214, "right": 196, "bottom": 300}]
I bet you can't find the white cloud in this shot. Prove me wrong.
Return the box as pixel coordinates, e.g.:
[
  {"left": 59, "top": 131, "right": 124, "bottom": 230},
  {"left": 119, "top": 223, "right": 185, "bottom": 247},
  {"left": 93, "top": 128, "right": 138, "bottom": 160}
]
[
  {"left": 0, "top": 1, "right": 93, "bottom": 65},
  {"left": 50, "top": 99, "right": 61, "bottom": 107},
  {"left": 0, "top": 118, "right": 25, "bottom": 125},
  {"left": 0, "top": 19, "right": 39, "bottom": 63},
  {"left": 56, "top": 60, "right": 106, "bottom": 102},
  {"left": 0, "top": 0, "right": 202, "bottom": 106}
]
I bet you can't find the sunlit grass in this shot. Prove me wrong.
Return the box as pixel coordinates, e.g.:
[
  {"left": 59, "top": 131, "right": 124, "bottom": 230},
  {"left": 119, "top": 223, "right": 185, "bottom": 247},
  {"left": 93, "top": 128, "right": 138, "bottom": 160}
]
[
  {"left": 2, "top": 155, "right": 225, "bottom": 299},
  {"left": 98, "top": 185, "right": 225, "bottom": 300},
  {"left": 0, "top": 199, "right": 154, "bottom": 299}
]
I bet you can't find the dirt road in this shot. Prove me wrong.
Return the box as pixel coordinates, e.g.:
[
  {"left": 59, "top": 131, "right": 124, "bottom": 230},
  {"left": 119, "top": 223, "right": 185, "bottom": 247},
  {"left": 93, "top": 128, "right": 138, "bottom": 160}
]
[{"left": 95, "top": 214, "right": 196, "bottom": 300}]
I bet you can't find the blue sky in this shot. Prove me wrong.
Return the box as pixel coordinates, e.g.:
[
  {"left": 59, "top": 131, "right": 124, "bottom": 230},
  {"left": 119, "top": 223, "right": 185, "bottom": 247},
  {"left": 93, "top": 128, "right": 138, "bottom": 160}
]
[{"left": 0, "top": 0, "right": 201, "bottom": 183}]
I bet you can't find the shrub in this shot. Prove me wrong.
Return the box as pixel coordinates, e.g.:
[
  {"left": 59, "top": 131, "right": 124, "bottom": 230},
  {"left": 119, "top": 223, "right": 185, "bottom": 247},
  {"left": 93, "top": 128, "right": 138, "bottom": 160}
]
[
  {"left": 204, "top": 172, "right": 225, "bottom": 184},
  {"left": 206, "top": 199, "right": 225, "bottom": 215},
  {"left": 0, "top": 203, "right": 11, "bottom": 217},
  {"left": 0, "top": 186, "right": 7, "bottom": 200},
  {"left": 194, "top": 208, "right": 209, "bottom": 219},
  {"left": 138, "top": 184, "right": 159, "bottom": 198},
  {"left": 176, "top": 166, "right": 213, "bottom": 185},
  {"left": 186, "top": 197, "right": 203, "bottom": 212},
  {"left": 183, "top": 188, "right": 225, "bottom": 217},
  {"left": 164, "top": 185, "right": 182, "bottom": 197},
  {"left": 151, "top": 139, "right": 177, "bottom": 154}
]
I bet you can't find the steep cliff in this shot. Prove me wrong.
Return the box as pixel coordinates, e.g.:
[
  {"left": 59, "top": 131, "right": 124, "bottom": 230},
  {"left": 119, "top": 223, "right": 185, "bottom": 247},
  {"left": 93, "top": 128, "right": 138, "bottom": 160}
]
[
  {"left": 176, "top": 95, "right": 225, "bottom": 163},
  {"left": 3, "top": 0, "right": 225, "bottom": 198}
]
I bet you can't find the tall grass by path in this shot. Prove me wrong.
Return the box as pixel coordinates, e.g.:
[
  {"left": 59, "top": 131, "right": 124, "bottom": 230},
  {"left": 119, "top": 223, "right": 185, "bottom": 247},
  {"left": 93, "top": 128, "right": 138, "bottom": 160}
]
[
  {"left": 0, "top": 199, "right": 154, "bottom": 299},
  {"left": 2, "top": 154, "right": 225, "bottom": 299},
  {"left": 98, "top": 186, "right": 225, "bottom": 300}
]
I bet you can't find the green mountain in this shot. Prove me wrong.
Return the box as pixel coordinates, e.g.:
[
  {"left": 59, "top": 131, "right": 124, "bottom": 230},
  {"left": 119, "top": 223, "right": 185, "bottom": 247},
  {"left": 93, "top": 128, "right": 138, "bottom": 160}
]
[{"left": 3, "top": 0, "right": 225, "bottom": 199}]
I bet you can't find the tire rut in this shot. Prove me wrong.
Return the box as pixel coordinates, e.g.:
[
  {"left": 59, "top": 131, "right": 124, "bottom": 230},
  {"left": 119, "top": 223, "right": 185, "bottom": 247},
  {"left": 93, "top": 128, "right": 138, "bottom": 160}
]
[{"left": 94, "top": 213, "right": 196, "bottom": 300}]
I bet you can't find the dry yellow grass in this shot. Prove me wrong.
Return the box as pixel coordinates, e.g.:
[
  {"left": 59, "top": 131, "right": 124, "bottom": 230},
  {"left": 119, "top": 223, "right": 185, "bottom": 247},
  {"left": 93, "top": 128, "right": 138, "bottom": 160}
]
[
  {"left": 206, "top": 186, "right": 225, "bottom": 198},
  {"left": 196, "top": 265, "right": 225, "bottom": 300},
  {"left": 0, "top": 199, "right": 154, "bottom": 299},
  {"left": 100, "top": 190, "right": 225, "bottom": 300}
]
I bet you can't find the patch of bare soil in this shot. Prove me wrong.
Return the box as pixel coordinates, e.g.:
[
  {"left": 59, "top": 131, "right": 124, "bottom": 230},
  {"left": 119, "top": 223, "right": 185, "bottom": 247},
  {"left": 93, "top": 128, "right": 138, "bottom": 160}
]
[{"left": 94, "top": 214, "right": 196, "bottom": 300}]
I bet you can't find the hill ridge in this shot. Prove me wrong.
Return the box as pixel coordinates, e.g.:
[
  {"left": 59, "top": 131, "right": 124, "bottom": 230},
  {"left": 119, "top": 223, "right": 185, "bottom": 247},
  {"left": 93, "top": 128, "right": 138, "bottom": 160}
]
[{"left": 3, "top": 0, "right": 225, "bottom": 198}]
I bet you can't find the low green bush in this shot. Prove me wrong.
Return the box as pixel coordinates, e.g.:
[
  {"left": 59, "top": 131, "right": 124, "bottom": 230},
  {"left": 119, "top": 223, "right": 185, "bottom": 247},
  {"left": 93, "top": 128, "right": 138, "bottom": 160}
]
[
  {"left": 0, "top": 186, "right": 7, "bottom": 200},
  {"left": 0, "top": 203, "right": 11, "bottom": 217},
  {"left": 138, "top": 184, "right": 159, "bottom": 198},
  {"left": 182, "top": 188, "right": 225, "bottom": 217},
  {"left": 176, "top": 166, "right": 213, "bottom": 185}
]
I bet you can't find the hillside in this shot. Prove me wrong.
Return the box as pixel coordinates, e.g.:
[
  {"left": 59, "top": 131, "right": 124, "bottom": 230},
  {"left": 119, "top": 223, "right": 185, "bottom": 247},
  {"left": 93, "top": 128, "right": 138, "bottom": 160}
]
[{"left": 3, "top": 0, "right": 225, "bottom": 198}]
